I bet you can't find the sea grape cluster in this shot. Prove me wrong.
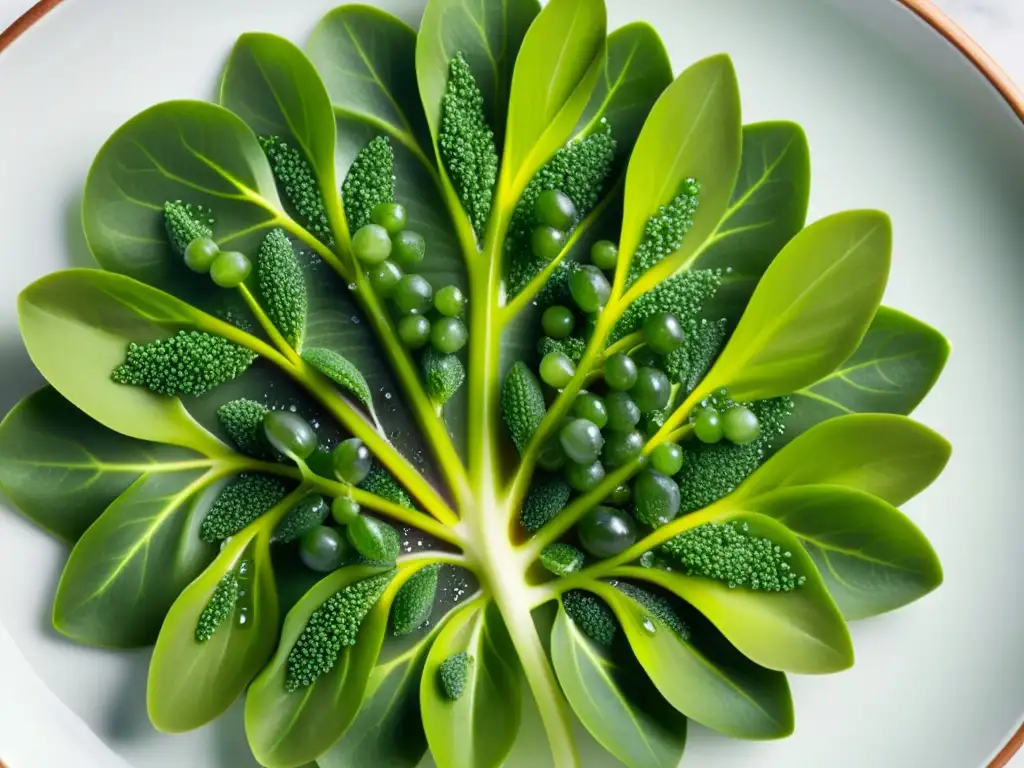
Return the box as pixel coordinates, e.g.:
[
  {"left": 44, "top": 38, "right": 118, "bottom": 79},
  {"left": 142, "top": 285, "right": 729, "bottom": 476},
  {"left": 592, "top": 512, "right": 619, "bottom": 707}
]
[{"left": 111, "top": 331, "right": 257, "bottom": 397}]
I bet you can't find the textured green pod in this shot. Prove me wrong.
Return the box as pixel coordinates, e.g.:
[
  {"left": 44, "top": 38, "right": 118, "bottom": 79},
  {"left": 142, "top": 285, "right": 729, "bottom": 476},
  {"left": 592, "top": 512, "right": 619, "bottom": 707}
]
[
  {"left": 391, "top": 564, "right": 441, "bottom": 636},
  {"left": 302, "top": 347, "right": 373, "bottom": 408},
  {"left": 257, "top": 229, "right": 307, "bottom": 350},
  {"left": 501, "top": 362, "right": 546, "bottom": 454},
  {"left": 342, "top": 135, "right": 395, "bottom": 231}
]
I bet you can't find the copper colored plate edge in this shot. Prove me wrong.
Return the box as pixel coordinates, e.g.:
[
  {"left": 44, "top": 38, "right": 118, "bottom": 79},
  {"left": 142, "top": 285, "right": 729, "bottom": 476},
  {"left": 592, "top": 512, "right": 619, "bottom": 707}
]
[{"left": 0, "top": 0, "right": 1021, "bottom": 765}]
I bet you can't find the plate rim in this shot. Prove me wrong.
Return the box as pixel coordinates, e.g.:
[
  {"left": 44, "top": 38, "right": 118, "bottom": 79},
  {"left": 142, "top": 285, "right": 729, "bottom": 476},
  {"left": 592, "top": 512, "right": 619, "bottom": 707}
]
[{"left": 0, "top": 0, "right": 1021, "bottom": 766}]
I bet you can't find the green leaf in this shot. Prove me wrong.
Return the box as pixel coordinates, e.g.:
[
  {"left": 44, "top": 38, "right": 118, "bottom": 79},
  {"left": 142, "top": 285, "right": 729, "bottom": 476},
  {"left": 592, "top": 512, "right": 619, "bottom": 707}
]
[
  {"left": 82, "top": 100, "right": 282, "bottom": 294},
  {"left": 244, "top": 564, "right": 400, "bottom": 767},
  {"left": 779, "top": 306, "right": 950, "bottom": 447},
  {"left": 593, "top": 583, "right": 793, "bottom": 740},
  {"left": 148, "top": 521, "right": 279, "bottom": 732},
  {"left": 421, "top": 601, "right": 522, "bottom": 768},
  {"left": 318, "top": 631, "right": 437, "bottom": 768},
  {"left": 550, "top": 604, "right": 686, "bottom": 768},
  {"left": 694, "top": 121, "right": 812, "bottom": 321},
  {"left": 619, "top": 54, "right": 742, "bottom": 271},
  {"left": 624, "top": 513, "right": 853, "bottom": 674},
  {"left": 701, "top": 210, "right": 892, "bottom": 402},
  {"left": 0, "top": 386, "right": 206, "bottom": 543},
  {"left": 416, "top": 0, "right": 540, "bottom": 149},
  {"left": 220, "top": 32, "right": 347, "bottom": 248},
  {"left": 306, "top": 5, "right": 432, "bottom": 157},
  {"left": 52, "top": 468, "right": 221, "bottom": 648},
  {"left": 501, "top": 0, "right": 606, "bottom": 189},
  {"left": 736, "top": 414, "right": 951, "bottom": 507},
  {"left": 575, "top": 22, "right": 672, "bottom": 177},
  {"left": 18, "top": 269, "right": 246, "bottom": 457},
  {"left": 739, "top": 486, "right": 943, "bottom": 620},
  {"left": 302, "top": 347, "right": 373, "bottom": 409}
]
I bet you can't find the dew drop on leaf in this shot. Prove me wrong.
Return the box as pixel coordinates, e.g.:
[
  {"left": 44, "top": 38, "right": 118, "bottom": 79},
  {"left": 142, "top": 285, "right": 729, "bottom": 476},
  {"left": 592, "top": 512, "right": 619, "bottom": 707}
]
[{"left": 642, "top": 617, "right": 656, "bottom": 634}]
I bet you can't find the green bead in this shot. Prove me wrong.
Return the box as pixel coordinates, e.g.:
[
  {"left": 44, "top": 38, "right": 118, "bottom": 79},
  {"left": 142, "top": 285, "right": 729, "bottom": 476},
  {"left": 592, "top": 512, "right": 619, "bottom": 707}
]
[
  {"left": 210, "top": 251, "right": 251, "bottom": 288},
  {"left": 606, "top": 484, "right": 631, "bottom": 506},
  {"left": 722, "top": 405, "right": 761, "bottom": 445},
  {"left": 534, "top": 189, "right": 578, "bottom": 231},
  {"left": 602, "top": 429, "right": 645, "bottom": 468},
  {"left": 299, "top": 526, "right": 350, "bottom": 572},
  {"left": 577, "top": 506, "right": 636, "bottom": 558},
  {"left": 435, "top": 285, "right": 467, "bottom": 317},
  {"left": 430, "top": 317, "right": 468, "bottom": 354},
  {"left": 184, "top": 237, "right": 219, "bottom": 273},
  {"left": 352, "top": 224, "right": 393, "bottom": 264},
  {"left": 642, "top": 312, "right": 685, "bottom": 354},
  {"left": 397, "top": 315, "right": 431, "bottom": 349},
  {"left": 631, "top": 367, "right": 671, "bottom": 414},
  {"left": 393, "top": 274, "right": 434, "bottom": 315},
  {"left": 531, "top": 226, "right": 566, "bottom": 262},
  {"left": 262, "top": 410, "right": 318, "bottom": 460},
  {"left": 391, "top": 230, "right": 426, "bottom": 270},
  {"left": 537, "top": 435, "right": 568, "bottom": 471},
  {"left": 539, "top": 352, "right": 575, "bottom": 389},
  {"left": 559, "top": 419, "right": 604, "bottom": 465},
  {"left": 572, "top": 393, "right": 608, "bottom": 429},
  {"left": 604, "top": 353, "right": 637, "bottom": 391},
  {"left": 368, "top": 260, "right": 403, "bottom": 297},
  {"left": 590, "top": 240, "right": 618, "bottom": 271},
  {"left": 630, "top": 347, "right": 662, "bottom": 370},
  {"left": 371, "top": 202, "right": 407, "bottom": 235},
  {"left": 651, "top": 442, "right": 684, "bottom": 476},
  {"left": 542, "top": 306, "right": 576, "bottom": 339},
  {"left": 333, "top": 438, "right": 372, "bottom": 485},
  {"left": 605, "top": 391, "right": 641, "bottom": 431},
  {"left": 565, "top": 460, "right": 606, "bottom": 492},
  {"left": 693, "top": 408, "right": 723, "bottom": 444},
  {"left": 306, "top": 449, "right": 335, "bottom": 479},
  {"left": 569, "top": 265, "right": 611, "bottom": 313},
  {"left": 633, "top": 470, "right": 681, "bottom": 528},
  {"left": 331, "top": 496, "right": 361, "bottom": 525},
  {"left": 346, "top": 515, "right": 400, "bottom": 563}
]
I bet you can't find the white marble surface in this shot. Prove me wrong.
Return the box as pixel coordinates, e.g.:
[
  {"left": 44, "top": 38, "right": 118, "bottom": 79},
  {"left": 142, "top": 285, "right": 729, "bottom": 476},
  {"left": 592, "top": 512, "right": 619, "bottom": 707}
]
[{"left": 0, "top": 0, "right": 1020, "bottom": 767}]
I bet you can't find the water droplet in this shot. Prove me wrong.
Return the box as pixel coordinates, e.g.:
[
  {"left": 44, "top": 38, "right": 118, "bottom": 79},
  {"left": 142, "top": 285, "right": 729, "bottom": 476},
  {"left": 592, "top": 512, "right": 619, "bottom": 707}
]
[
  {"left": 347, "top": 282, "right": 357, "bottom": 291},
  {"left": 384, "top": 392, "right": 393, "bottom": 401},
  {"left": 236, "top": 607, "right": 250, "bottom": 627},
  {"left": 642, "top": 617, "right": 656, "bottom": 634},
  {"left": 351, "top": 316, "right": 361, "bottom": 324}
]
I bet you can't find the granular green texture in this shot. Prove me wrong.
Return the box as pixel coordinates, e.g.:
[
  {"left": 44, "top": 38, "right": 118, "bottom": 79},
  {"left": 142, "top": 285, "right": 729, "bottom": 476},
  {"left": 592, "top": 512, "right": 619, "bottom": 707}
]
[
  {"left": 260, "top": 135, "right": 334, "bottom": 246},
  {"left": 422, "top": 348, "right": 466, "bottom": 406},
  {"left": 501, "top": 362, "right": 546, "bottom": 455},
  {"left": 540, "top": 543, "right": 585, "bottom": 576},
  {"left": 611, "top": 269, "right": 721, "bottom": 344},
  {"left": 195, "top": 571, "right": 240, "bottom": 642},
  {"left": 615, "top": 582, "right": 690, "bottom": 640},
  {"left": 302, "top": 347, "right": 372, "bottom": 408},
  {"left": 437, "top": 651, "right": 472, "bottom": 701},
  {"left": 562, "top": 590, "right": 618, "bottom": 648},
  {"left": 358, "top": 465, "right": 415, "bottom": 510},
  {"left": 342, "top": 135, "right": 395, "bottom": 231},
  {"left": 257, "top": 228, "right": 306, "bottom": 350},
  {"left": 164, "top": 201, "right": 214, "bottom": 256},
  {"left": 391, "top": 564, "right": 440, "bottom": 636},
  {"left": 112, "top": 331, "right": 257, "bottom": 397},
  {"left": 627, "top": 179, "right": 701, "bottom": 284},
  {"left": 520, "top": 479, "right": 571, "bottom": 533},
  {"left": 537, "top": 336, "right": 587, "bottom": 365},
  {"left": 199, "top": 473, "right": 289, "bottom": 543},
  {"left": 216, "top": 398, "right": 270, "bottom": 458}
]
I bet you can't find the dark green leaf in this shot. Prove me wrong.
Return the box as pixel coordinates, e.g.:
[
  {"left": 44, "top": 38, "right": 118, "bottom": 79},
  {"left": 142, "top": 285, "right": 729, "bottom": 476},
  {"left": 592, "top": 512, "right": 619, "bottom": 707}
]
[
  {"left": 52, "top": 468, "right": 220, "bottom": 647},
  {"left": 550, "top": 604, "right": 686, "bottom": 767},
  {"left": 421, "top": 601, "right": 521, "bottom": 768},
  {"left": 740, "top": 486, "right": 943, "bottom": 619},
  {"left": 700, "top": 211, "right": 891, "bottom": 402},
  {"left": 737, "top": 413, "right": 951, "bottom": 506},
  {"left": 778, "top": 306, "right": 950, "bottom": 448},
  {"left": 595, "top": 583, "right": 793, "bottom": 740},
  {"left": 0, "top": 386, "right": 205, "bottom": 543},
  {"left": 695, "top": 121, "right": 811, "bottom": 321},
  {"left": 623, "top": 513, "right": 852, "bottom": 674},
  {"left": 148, "top": 521, "right": 279, "bottom": 731}
]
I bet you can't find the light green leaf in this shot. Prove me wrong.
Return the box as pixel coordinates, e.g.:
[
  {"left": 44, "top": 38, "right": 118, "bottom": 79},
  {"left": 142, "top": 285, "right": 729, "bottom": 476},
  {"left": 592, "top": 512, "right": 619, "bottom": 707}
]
[
  {"left": 0, "top": 386, "right": 207, "bottom": 543},
  {"left": 416, "top": 0, "right": 540, "bottom": 148},
  {"left": 18, "top": 269, "right": 248, "bottom": 456},
  {"left": 736, "top": 414, "right": 951, "bottom": 506},
  {"left": 220, "top": 32, "right": 347, "bottom": 248},
  {"left": 148, "top": 521, "right": 279, "bottom": 732},
  {"left": 502, "top": 0, "right": 606, "bottom": 190},
  {"left": 318, "top": 630, "right": 437, "bottom": 768},
  {"left": 594, "top": 583, "right": 793, "bottom": 740},
  {"left": 82, "top": 100, "right": 282, "bottom": 295},
  {"left": 624, "top": 513, "right": 853, "bottom": 674},
  {"left": 550, "top": 603, "right": 686, "bottom": 768},
  {"left": 619, "top": 54, "right": 742, "bottom": 271},
  {"left": 421, "top": 601, "right": 521, "bottom": 768},
  {"left": 778, "top": 306, "right": 950, "bottom": 448},
  {"left": 740, "top": 486, "right": 943, "bottom": 620},
  {"left": 701, "top": 210, "right": 892, "bottom": 402},
  {"left": 306, "top": 5, "right": 432, "bottom": 158},
  {"left": 52, "top": 468, "right": 221, "bottom": 648},
  {"left": 244, "top": 564, "right": 401, "bottom": 767},
  {"left": 696, "top": 121, "right": 811, "bottom": 321}
]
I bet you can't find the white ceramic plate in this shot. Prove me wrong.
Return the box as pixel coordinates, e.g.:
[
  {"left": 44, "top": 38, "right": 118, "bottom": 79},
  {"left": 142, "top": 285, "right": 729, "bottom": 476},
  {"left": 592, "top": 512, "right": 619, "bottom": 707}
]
[{"left": 1, "top": 1, "right": 1022, "bottom": 766}]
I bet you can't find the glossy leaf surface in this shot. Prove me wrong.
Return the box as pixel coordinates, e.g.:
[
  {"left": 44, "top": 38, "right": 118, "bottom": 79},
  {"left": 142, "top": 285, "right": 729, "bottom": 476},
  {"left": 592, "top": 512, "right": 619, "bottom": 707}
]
[
  {"left": 550, "top": 603, "right": 686, "bottom": 768},
  {"left": 421, "top": 601, "right": 522, "bottom": 768},
  {"left": 595, "top": 583, "right": 793, "bottom": 740},
  {"left": 737, "top": 414, "right": 951, "bottom": 506},
  {"left": 701, "top": 210, "right": 891, "bottom": 402},
  {"left": 741, "top": 486, "right": 943, "bottom": 619}
]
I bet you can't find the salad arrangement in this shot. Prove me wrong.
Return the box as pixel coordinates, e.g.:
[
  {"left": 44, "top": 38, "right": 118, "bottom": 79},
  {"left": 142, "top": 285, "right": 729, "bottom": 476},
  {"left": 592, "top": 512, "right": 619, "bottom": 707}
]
[{"left": 0, "top": 1, "right": 951, "bottom": 766}]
